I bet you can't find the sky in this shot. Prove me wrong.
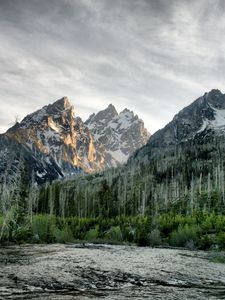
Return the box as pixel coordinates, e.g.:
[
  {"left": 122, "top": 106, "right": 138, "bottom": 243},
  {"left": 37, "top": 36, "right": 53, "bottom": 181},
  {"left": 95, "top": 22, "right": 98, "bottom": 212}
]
[{"left": 0, "top": 0, "right": 225, "bottom": 134}]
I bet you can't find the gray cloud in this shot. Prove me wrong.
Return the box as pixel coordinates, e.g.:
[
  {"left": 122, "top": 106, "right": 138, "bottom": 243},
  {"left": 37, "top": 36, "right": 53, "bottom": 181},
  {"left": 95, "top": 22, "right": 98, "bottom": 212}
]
[{"left": 0, "top": 0, "right": 225, "bottom": 133}]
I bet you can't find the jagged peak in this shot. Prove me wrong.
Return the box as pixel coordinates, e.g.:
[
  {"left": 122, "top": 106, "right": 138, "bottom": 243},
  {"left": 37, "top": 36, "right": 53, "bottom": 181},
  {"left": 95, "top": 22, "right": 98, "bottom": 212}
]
[
  {"left": 120, "top": 108, "right": 134, "bottom": 117},
  {"left": 44, "top": 96, "right": 75, "bottom": 120},
  {"left": 105, "top": 103, "right": 117, "bottom": 114},
  {"left": 202, "top": 89, "right": 225, "bottom": 109},
  {"left": 200, "top": 89, "right": 223, "bottom": 102},
  {"left": 207, "top": 89, "right": 223, "bottom": 96},
  {"left": 11, "top": 97, "right": 75, "bottom": 130},
  {"left": 121, "top": 108, "right": 131, "bottom": 113},
  {"left": 151, "top": 89, "right": 225, "bottom": 148},
  {"left": 108, "top": 103, "right": 114, "bottom": 108},
  {"left": 174, "top": 89, "right": 225, "bottom": 119},
  {"left": 48, "top": 96, "right": 73, "bottom": 111},
  {"left": 86, "top": 104, "right": 118, "bottom": 124}
]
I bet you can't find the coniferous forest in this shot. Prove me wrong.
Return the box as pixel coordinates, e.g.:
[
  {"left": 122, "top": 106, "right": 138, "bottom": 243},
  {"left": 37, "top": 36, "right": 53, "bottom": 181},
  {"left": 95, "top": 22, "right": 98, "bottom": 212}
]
[{"left": 1, "top": 131, "right": 225, "bottom": 250}]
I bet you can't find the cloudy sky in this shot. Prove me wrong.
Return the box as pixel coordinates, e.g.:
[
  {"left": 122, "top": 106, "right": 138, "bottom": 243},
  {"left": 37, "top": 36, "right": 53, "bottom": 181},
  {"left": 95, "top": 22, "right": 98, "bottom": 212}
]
[{"left": 0, "top": 0, "right": 225, "bottom": 134}]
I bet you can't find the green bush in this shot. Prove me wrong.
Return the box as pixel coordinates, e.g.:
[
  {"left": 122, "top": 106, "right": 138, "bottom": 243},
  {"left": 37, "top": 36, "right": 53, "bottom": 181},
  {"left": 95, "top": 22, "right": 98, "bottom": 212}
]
[
  {"left": 148, "top": 228, "right": 161, "bottom": 246},
  {"left": 12, "top": 225, "right": 32, "bottom": 243},
  {"left": 53, "top": 226, "right": 74, "bottom": 243},
  {"left": 32, "top": 215, "right": 76, "bottom": 243},
  {"left": 1, "top": 212, "right": 224, "bottom": 248},
  {"left": 201, "top": 215, "right": 214, "bottom": 232},
  {"left": 170, "top": 224, "right": 200, "bottom": 247},
  {"left": 198, "top": 234, "right": 214, "bottom": 250},
  {"left": 84, "top": 226, "right": 99, "bottom": 241},
  {"left": 32, "top": 215, "right": 56, "bottom": 243},
  {"left": 104, "top": 226, "right": 122, "bottom": 242},
  {"left": 216, "top": 232, "right": 225, "bottom": 250},
  {"left": 121, "top": 226, "right": 135, "bottom": 243},
  {"left": 0, "top": 206, "right": 22, "bottom": 242},
  {"left": 215, "top": 216, "right": 225, "bottom": 232},
  {"left": 136, "top": 228, "right": 149, "bottom": 246}
]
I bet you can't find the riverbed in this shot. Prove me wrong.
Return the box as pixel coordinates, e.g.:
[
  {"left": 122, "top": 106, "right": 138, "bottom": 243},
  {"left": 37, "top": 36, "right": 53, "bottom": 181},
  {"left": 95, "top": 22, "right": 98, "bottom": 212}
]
[{"left": 0, "top": 244, "right": 225, "bottom": 299}]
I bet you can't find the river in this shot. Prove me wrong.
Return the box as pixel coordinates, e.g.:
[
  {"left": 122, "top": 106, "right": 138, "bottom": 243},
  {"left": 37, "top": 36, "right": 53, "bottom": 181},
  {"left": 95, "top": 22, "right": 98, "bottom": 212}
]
[{"left": 0, "top": 244, "right": 225, "bottom": 299}]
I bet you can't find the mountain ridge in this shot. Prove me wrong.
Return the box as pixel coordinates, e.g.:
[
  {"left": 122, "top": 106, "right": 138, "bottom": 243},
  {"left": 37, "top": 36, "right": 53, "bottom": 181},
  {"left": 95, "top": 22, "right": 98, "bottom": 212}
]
[
  {"left": 0, "top": 97, "right": 150, "bottom": 183},
  {"left": 41, "top": 88, "right": 225, "bottom": 218},
  {"left": 130, "top": 89, "right": 225, "bottom": 163}
]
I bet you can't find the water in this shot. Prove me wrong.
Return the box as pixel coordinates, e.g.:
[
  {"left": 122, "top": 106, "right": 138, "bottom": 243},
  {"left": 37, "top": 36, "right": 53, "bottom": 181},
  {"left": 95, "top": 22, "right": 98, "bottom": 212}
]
[{"left": 0, "top": 244, "right": 225, "bottom": 299}]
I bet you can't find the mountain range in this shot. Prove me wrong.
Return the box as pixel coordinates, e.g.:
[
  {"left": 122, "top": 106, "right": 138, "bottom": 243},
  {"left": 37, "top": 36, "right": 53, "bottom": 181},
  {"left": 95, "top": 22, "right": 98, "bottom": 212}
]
[
  {"left": 131, "top": 88, "right": 225, "bottom": 162},
  {"left": 36, "top": 89, "right": 225, "bottom": 218},
  {"left": 0, "top": 97, "right": 150, "bottom": 184}
]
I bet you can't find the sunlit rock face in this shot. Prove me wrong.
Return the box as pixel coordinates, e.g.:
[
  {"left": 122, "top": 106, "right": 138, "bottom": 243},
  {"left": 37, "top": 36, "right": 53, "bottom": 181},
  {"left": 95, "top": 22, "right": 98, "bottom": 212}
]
[
  {"left": 0, "top": 97, "right": 150, "bottom": 183},
  {"left": 5, "top": 97, "right": 104, "bottom": 178}
]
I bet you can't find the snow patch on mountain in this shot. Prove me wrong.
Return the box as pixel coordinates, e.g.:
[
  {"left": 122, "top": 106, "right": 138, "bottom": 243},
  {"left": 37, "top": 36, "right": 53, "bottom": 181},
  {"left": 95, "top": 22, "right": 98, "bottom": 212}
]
[
  {"left": 107, "top": 149, "right": 129, "bottom": 165},
  {"left": 198, "top": 104, "right": 225, "bottom": 133}
]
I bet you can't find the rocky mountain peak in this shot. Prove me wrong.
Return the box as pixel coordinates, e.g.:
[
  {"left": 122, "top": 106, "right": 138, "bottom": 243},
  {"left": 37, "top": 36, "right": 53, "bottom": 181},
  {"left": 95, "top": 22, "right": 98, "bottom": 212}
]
[
  {"left": 207, "top": 88, "right": 223, "bottom": 97},
  {"left": 143, "top": 89, "right": 225, "bottom": 153},
  {"left": 97, "top": 103, "right": 118, "bottom": 120},
  {"left": 85, "top": 104, "right": 118, "bottom": 130},
  {"left": 203, "top": 89, "right": 225, "bottom": 109},
  {"left": 85, "top": 104, "right": 150, "bottom": 166},
  {"left": 107, "top": 103, "right": 117, "bottom": 112},
  {"left": 50, "top": 96, "right": 72, "bottom": 110},
  {"left": 8, "top": 97, "right": 75, "bottom": 131},
  {"left": 120, "top": 108, "right": 133, "bottom": 115},
  {"left": 119, "top": 108, "right": 137, "bottom": 121},
  {"left": 1, "top": 97, "right": 150, "bottom": 183},
  {"left": 46, "top": 96, "right": 74, "bottom": 117},
  {"left": 121, "top": 108, "right": 130, "bottom": 112}
]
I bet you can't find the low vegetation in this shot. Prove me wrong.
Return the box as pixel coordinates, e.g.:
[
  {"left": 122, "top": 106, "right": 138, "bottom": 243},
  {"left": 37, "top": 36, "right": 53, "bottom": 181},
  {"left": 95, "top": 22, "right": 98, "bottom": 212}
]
[{"left": 1, "top": 212, "right": 225, "bottom": 250}]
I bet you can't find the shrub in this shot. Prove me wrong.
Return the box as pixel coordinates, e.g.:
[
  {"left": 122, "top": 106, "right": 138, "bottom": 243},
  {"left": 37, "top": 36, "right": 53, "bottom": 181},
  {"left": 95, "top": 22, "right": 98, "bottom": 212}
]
[
  {"left": 0, "top": 206, "right": 22, "bottom": 242},
  {"left": 198, "top": 234, "right": 214, "bottom": 250},
  {"left": 53, "top": 226, "right": 74, "bottom": 243},
  {"left": 215, "top": 216, "right": 225, "bottom": 232},
  {"left": 122, "top": 226, "right": 135, "bottom": 243},
  {"left": 148, "top": 228, "right": 161, "bottom": 246},
  {"left": 170, "top": 224, "right": 199, "bottom": 247},
  {"left": 136, "top": 227, "right": 149, "bottom": 246},
  {"left": 104, "top": 226, "right": 122, "bottom": 242},
  {"left": 201, "top": 216, "right": 214, "bottom": 232},
  {"left": 12, "top": 225, "right": 32, "bottom": 243},
  {"left": 216, "top": 232, "right": 225, "bottom": 250},
  {"left": 32, "top": 215, "right": 56, "bottom": 243},
  {"left": 84, "top": 226, "right": 99, "bottom": 241}
]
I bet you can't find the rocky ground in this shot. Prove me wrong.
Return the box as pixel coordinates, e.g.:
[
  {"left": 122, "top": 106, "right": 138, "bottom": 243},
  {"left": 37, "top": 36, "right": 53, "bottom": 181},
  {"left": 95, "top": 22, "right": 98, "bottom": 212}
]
[{"left": 0, "top": 244, "right": 225, "bottom": 299}]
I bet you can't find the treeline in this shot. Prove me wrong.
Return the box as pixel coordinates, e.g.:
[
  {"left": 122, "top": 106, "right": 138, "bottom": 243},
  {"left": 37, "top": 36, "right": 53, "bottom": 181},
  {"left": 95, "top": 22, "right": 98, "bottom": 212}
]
[{"left": 37, "top": 160, "right": 225, "bottom": 219}]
